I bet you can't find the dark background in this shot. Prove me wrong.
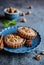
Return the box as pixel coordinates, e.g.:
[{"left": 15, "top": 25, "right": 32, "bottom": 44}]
[{"left": 0, "top": 0, "right": 44, "bottom": 65}]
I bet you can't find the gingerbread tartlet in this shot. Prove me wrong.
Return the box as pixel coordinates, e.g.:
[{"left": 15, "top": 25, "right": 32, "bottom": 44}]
[
  {"left": 4, "top": 34, "right": 26, "bottom": 48},
  {"left": 18, "top": 27, "right": 37, "bottom": 40},
  {"left": 0, "top": 35, "right": 4, "bottom": 50}
]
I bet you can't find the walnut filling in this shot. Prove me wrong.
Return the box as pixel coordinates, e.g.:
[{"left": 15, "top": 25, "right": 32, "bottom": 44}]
[
  {"left": 4, "top": 34, "right": 25, "bottom": 48},
  {"left": 14, "top": 34, "right": 24, "bottom": 44}
]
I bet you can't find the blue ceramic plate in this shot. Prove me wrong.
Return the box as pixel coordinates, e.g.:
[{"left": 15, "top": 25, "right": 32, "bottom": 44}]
[{"left": 0, "top": 26, "right": 41, "bottom": 53}]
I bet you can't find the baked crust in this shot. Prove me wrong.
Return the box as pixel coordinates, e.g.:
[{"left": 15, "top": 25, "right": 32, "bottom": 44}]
[
  {"left": 4, "top": 34, "right": 26, "bottom": 48},
  {"left": 0, "top": 35, "right": 4, "bottom": 50},
  {"left": 26, "top": 40, "right": 32, "bottom": 47},
  {"left": 18, "top": 27, "right": 37, "bottom": 40}
]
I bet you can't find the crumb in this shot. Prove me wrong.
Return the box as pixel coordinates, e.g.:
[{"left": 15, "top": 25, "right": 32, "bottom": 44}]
[
  {"left": 35, "top": 55, "right": 41, "bottom": 61},
  {"left": 26, "top": 11, "right": 32, "bottom": 15},
  {"left": 21, "top": 18, "right": 26, "bottom": 22}
]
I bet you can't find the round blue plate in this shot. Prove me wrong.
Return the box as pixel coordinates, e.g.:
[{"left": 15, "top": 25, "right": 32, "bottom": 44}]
[{"left": 0, "top": 26, "right": 41, "bottom": 53}]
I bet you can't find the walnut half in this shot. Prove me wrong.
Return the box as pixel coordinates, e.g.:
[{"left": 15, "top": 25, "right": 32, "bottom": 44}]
[{"left": 35, "top": 55, "right": 41, "bottom": 61}]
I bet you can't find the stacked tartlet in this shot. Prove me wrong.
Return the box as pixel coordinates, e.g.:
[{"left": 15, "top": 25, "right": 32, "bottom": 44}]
[{"left": 18, "top": 27, "right": 37, "bottom": 47}]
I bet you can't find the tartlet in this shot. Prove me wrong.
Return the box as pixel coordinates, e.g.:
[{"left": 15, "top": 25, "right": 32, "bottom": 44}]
[
  {"left": 4, "top": 34, "right": 26, "bottom": 48},
  {"left": 18, "top": 27, "right": 37, "bottom": 40},
  {"left": 0, "top": 35, "right": 4, "bottom": 50}
]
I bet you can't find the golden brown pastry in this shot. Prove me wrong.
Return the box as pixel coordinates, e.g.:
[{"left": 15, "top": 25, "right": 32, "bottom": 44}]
[
  {"left": 4, "top": 34, "right": 26, "bottom": 48},
  {"left": 26, "top": 40, "right": 32, "bottom": 47},
  {"left": 18, "top": 27, "right": 37, "bottom": 40},
  {"left": 0, "top": 35, "right": 4, "bottom": 50}
]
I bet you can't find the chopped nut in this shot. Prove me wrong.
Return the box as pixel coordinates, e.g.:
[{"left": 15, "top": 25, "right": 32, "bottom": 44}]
[
  {"left": 20, "top": 12, "right": 25, "bottom": 16},
  {"left": 41, "top": 50, "right": 44, "bottom": 55},
  {"left": 26, "top": 11, "right": 32, "bottom": 15},
  {"left": 35, "top": 55, "right": 41, "bottom": 60},
  {"left": 14, "top": 9, "right": 18, "bottom": 13},
  {"left": 7, "top": 7, "right": 19, "bottom": 13},
  {"left": 28, "top": 5, "right": 32, "bottom": 9},
  {"left": 21, "top": 18, "right": 26, "bottom": 22},
  {"left": 8, "top": 7, "right": 14, "bottom": 13}
]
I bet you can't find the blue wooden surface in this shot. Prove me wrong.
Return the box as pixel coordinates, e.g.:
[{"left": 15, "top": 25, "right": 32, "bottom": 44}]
[{"left": 0, "top": 0, "right": 44, "bottom": 65}]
